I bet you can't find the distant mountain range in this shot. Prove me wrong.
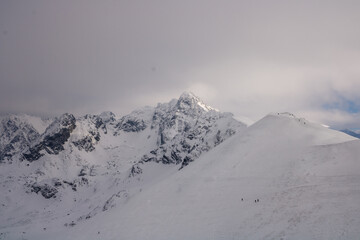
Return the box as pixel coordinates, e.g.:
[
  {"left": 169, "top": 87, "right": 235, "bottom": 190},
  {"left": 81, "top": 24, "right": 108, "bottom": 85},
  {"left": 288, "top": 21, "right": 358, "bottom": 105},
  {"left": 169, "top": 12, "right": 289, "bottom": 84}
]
[{"left": 340, "top": 129, "right": 360, "bottom": 139}]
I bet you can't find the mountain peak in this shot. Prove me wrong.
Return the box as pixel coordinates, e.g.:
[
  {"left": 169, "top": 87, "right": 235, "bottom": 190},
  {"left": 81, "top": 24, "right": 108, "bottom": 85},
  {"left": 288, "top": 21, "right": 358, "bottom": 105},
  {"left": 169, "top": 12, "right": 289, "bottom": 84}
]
[
  {"left": 98, "top": 111, "right": 116, "bottom": 123},
  {"left": 179, "top": 91, "right": 197, "bottom": 100},
  {"left": 250, "top": 112, "right": 356, "bottom": 146},
  {"left": 177, "top": 91, "right": 218, "bottom": 112}
]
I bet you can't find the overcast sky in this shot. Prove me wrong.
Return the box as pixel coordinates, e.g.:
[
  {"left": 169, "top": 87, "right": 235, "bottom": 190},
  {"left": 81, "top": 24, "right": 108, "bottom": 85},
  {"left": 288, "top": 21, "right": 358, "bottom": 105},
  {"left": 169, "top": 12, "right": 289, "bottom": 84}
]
[{"left": 1, "top": 0, "right": 360, "bottom": 129}]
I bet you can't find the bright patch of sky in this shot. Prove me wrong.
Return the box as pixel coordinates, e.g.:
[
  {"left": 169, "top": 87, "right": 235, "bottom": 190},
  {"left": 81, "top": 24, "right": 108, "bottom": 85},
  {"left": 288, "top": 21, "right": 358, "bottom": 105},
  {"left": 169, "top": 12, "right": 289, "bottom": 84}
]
[{"left": 323, "top": 93, "right": 360, "bottom": 114}]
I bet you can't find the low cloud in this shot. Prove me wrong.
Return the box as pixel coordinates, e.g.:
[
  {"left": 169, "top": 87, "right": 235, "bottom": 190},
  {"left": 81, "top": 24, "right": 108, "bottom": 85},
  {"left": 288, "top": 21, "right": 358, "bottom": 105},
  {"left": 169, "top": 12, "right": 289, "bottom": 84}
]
[{"left": 1, "top": 0, "right": 359, "bottom": 129}]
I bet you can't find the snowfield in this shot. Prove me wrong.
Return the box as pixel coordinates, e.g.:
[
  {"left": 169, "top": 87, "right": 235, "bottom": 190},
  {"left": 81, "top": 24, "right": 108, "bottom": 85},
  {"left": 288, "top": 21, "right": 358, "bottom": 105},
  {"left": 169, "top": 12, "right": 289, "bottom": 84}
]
[{"left": 1, "top": 96, "right": 360, "bottom": 240}]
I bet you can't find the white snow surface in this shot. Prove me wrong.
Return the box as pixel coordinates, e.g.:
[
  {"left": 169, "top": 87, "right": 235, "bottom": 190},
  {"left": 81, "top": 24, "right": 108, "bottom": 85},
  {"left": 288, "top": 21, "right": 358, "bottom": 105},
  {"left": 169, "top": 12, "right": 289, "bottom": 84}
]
[{"left": 1, "top": 106, "right": 359, "bottom": 239}]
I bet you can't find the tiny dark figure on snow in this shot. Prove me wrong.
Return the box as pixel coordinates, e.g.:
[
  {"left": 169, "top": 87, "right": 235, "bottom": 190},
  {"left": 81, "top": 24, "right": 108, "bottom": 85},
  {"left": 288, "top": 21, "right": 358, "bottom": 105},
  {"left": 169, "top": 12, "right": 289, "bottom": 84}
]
[{"left": 241, "top": 198, "right": 243, "bottom": 201}]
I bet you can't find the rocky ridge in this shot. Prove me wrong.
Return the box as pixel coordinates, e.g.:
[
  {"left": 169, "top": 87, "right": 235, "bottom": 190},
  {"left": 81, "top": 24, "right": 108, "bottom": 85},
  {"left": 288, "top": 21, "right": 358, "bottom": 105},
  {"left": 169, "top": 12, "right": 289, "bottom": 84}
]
[{"left": 0, "top": 92, "right": 246, "bottom": 225}]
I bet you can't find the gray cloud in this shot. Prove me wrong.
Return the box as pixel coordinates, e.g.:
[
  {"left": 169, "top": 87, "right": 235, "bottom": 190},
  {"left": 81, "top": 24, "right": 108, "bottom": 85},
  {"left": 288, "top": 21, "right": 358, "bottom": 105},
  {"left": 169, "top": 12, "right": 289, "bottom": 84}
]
[{"left": 1, "top": 0, "right": 360, "bottom": 129}]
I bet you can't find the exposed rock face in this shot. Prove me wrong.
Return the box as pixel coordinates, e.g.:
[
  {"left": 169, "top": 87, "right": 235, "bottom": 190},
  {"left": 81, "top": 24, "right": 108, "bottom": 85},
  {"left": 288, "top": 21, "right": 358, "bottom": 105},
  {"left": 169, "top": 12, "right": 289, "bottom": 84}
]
[
  {"left": 73, "top": 135, "right": 97, "bottom": 152},
  {"left": 115, "top": 116, "right": 147, "bottom": 133},
  {"left": 71, "top": 114, "right": 105, "bottom": 152},
  {"left": 98, "top": 111, "right": 116, "bottom": 132},
  {"left": 129, "top": 164, "right": 143, "bottom": 177},
  {"left": 23, "top": 113, "right": 76, "bottom": 161},
  {"left": 31, "top": 183, "right": 58, "bottom": 199},
  {"left": 0, "top": 116, "right": 41, "bottom": 162},
  {"left": 137, "top": 92, "right": 245, "bottom": 167},
  {"left": 1, "top": 93, "right": 244, "bottom": 169}
]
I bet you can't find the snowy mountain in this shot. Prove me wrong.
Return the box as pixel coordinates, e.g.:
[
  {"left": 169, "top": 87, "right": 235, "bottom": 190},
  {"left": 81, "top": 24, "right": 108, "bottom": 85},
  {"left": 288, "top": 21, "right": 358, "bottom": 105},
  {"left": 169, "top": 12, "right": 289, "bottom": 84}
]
[
  {"left": 0, "top": 92, "right": 247, "bottom": 239},
  {"left": 42, "top": 112, "right": 359, "bottom": 240},
  {"left": 1, "top": 97, "right": 359, "bottom": 240}
]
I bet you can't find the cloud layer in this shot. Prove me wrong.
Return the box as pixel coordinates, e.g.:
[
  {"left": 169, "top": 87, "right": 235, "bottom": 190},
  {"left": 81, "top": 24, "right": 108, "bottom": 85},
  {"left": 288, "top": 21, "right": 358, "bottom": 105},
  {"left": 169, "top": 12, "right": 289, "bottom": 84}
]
[{"left": 1, "top": 0, "right": 360, "bottom": 129}]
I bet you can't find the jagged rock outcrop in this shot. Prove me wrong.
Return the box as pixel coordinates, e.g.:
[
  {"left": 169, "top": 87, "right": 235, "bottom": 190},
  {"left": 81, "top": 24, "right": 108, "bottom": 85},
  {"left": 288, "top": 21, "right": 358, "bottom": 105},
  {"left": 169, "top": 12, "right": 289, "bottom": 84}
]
[
  {"left": 137, "top": 92, "right": 245, "bottom": 167},
  {"left": 116, "top": 118, "right": 147, "bottom": 133},
  {"left": 31, "top": 183, "right": 58, "bottom": 199},
  {"left": 23, "top": 113, "right": 76, "bottom": 161},
  {"left": 113, "top": 109, "right": 150, "bottom": 135},
  {"left": 0, "top": 116, "right": 42, "bottom": 162},
  {"left": 71, "top": 114, "right": 105, "bottom": 152}
]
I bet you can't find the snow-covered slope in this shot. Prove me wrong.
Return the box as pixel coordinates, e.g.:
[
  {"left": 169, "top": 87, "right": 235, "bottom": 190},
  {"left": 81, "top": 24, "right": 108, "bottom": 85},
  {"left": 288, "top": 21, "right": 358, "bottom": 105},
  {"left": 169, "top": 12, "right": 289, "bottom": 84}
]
[
  {"left": 14, "top": 112, "right": 359, "bottom": 240},
  {"left": 0, "top": 92, "right": 247, "bottom": 239}
]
